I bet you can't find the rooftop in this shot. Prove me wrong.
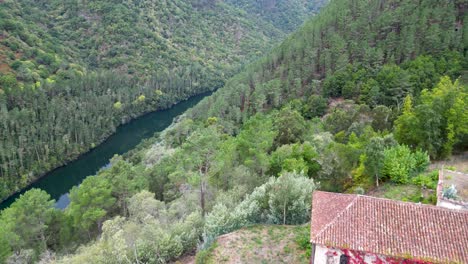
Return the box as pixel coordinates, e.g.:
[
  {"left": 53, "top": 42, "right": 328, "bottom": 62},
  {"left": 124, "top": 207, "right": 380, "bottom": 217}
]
[{"left": 310, "top": 191, "right": 468, "bottom": 263}]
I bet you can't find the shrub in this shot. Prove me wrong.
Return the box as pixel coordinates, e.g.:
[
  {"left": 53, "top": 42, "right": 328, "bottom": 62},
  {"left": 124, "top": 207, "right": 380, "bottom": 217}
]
[
  {"left": 382, "top": 145, "right": 429, "bottom": 184},
  {"left": 294, "top": 225, "right": 312, "bottom": 258},
  {"left": 442, "top": 185, "right": 458, "bottom": 200},
  {"left": 412, "top": 150, "right": 430, "bottom": 174},
  {"left": 195, "top": 242, "right": 217, "bottom": 264},
  {"left": 202, "top": 172, "right": 317, "bottom": 248},
  {"left": 411, "top": 170, "right": 438, "bottom": 190},
  {"left": 58, "top": 191, "right": 202, "bottom": 264},
  {"left": 10, "top": 60, "right": 22, "bottom": 70},
  {"left": 302, "top": 95, "right": 328, "bottom": 118}
]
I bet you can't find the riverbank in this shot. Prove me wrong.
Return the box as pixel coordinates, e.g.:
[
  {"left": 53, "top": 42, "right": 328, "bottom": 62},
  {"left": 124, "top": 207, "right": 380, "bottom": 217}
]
[{"left": 0, "top": 91, "right": 212, "bottom": 210}]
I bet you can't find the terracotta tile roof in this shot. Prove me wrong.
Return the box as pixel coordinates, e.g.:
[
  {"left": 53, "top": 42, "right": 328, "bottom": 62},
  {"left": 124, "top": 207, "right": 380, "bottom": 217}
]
[{"left": 310, "top": 191, "right": 468, "bottom": 263}]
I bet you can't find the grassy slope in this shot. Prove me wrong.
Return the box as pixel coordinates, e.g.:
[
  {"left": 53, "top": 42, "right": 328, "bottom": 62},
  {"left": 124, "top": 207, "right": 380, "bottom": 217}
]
[{"left": 195, "top": 225, "right": 310, "bottom": 264}]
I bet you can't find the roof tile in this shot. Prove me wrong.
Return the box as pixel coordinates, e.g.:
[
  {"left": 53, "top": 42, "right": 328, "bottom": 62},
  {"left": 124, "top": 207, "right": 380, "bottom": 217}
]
[{"left": 310, "top": 191, "right": 468, "bottom": 263}]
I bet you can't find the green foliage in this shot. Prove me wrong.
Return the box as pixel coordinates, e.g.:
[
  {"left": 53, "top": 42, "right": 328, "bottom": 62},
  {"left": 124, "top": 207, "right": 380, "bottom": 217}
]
[
  {"left": 0, "top": 72, "right": 211, "bottom": 201},
  {"left": 381, "top": 145, "right": 429, "bottom": 184},
  {"left": 394, "top": 95, "right": 419, "bottom": 146},
  {"left": 66, "top": 175, "right": 116, "bottom": 239},
  {"left": 195, "top": 242, "right": 217, "bottom": 264},
  {"left": 321, "top": 55, "right": 460, "bottom": 108},
  {"left": 411, "top": 170, "right": 439, "bottom": 190},
  {"left": 294, "top": 225, "right": 312, "bottom": 258},
  {"left": 176, "top": 126, "right": 223, "bottom": 215},
  {"left": 236, "top": 114, "right": 277, "bottom": 176},
  {"left": 226, "top": 0, "right": 328, "bottom": 32},
  {"left": 113, "top": 101, "right": 122, "bottom": 110},
  {"left": 317, "top": 140, "right": 361, "bottom": 191},
  {"left": 99, "top": 156, "right": 148, "bottom": 216},
  {"left": 403, "top": 55, "right": 441, "bottom": 96},
  {"left": 324, "top": 108, "right": 353, "bottom": 135},
  {"left": 353, "top": 135, "right": 397, "bottom": 188},
  {"left": 395, "top": 77, "right": 468, "bottom": 158},
  {"left": 1, "top": 0, "right": 467, "bottom": 262},
  {"left": 0, "top": 0, "right": 326, "bottom": 200},
  {"left": 375, "top": 64, "right": 412, "bottom": 106},
  {"left": 267, "top": 172, "right": 316, "bottom": 224},
  {"left": 274, "top": 106, "right": 307, "bottom": 145},
  {"left": 364, "top": 137, "right": 387, "bottom": 183},
  {"left": 203, "top": 171, "right": 317, "bottom": 247},
  {"left": 0, "top": 224, "right": 11, "bottom": 263},
  {"left": 302, "top": 95, "right": 328, "bottom": 118},
  {"left": 0, "top": 189, "right": 56, "bottom": 261},
  {"left": 187, "top": 0, "right": 465, "bottom": 131},
  {"left": 59, "top": 190, "right": 203, "bottom": 264},
  {"left": 442, "top": 185, "right": 458, "bottom": 200},
  {"left": 378, "top": 183, "right": 436, "bottom": 205},
  {"left": 269, "top": 142, "right": 320, "bottom": 178},
  {"left": 0, "top": 0, "right": 290, "bottom": 86}
]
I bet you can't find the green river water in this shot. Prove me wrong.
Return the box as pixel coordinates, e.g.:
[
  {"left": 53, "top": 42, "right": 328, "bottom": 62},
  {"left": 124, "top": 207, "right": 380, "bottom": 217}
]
[{"left": 0, "top": 92, "right": 210, "bottom": 210}]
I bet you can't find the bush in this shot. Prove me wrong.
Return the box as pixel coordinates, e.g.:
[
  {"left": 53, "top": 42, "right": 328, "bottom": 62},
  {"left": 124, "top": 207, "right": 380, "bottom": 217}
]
[
  {"left": 412, "top": 150, "right": 430, "bottom": 174},
  {"left": 1, "top": 20, "right": 18, "bottom": 31},
  {"left": 37, "top": 53, "right": 55, "bottom": 65},
  {"left": 294, "top": 225, "right": 312, "bottom": 258},
  {"left": 202, "top": 172, "right": 317, "bottom": 248},
  {"left": 442, "top": 185, "right": 458, "bottom": 200},
  {"left": 411, "top": 170, "right": 438, "bottom": 190},
  {"left": 10, "top": 60, "right": 22, "bottom": 70},
  {"left": 302, "top": 95, "right": 328, "bottom": 118},
  {"left": 58, "top": 191, "right": 203, "bottom": 264},
  {"left": 382, "top": 145, "right": 429, "bottom": 184},
  {"left": 195, "top": 242, "right": 217, "bottom": 264}
]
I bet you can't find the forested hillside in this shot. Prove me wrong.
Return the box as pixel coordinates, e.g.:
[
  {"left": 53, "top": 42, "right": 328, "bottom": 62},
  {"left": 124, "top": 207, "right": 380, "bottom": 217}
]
[
  {"left": 0, "top": 0, "right": 467, "bottom": 263},
  {"left": 0, "top": 0, "right": 325, "bottom": 201},
  {"left": 225, "top": 0, "right": 328, "bottom": 32},
  {"left": 0, "top": 0, "right": 283, "bottom": 86}
]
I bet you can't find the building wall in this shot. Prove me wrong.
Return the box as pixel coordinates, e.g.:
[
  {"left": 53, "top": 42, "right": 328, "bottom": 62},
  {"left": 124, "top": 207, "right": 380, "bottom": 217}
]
[
  {"left": 437, "top": 199, "right": 466, "bottom": 210},
  {"left": 312, "top": 245, "right": 430, "bottom": 264},
  {"left": 436, "top": 170, "right": 468, "bottom": 210}
]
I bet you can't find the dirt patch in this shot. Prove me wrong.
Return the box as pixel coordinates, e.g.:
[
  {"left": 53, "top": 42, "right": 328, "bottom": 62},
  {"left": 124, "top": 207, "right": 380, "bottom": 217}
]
[
  {"left": 173, "top": 254, "right": 195, "bottom": 264},
  {"left": 0, "top": 53, "right": 12, "bottom": 74},
  {"left": 0, "top": 62, "right": 11, "bottom": 73},
  {"left": 201, "top": 225, "right": 309, "bottom": 264},
  {"left": 429, "top": 152, "right": 468, "bottom": 173}
]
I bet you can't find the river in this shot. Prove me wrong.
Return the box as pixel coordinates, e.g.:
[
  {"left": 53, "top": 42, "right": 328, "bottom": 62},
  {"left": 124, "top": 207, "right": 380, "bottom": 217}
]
[{"left": 0, "top": 92, "right": 210, "bottom": 210}]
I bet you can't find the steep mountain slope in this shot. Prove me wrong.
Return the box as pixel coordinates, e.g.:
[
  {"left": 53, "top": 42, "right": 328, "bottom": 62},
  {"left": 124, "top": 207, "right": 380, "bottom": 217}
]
[
  {"left": 0, "top": 0, "right": 466, "bottom": 263},
  {"left": 0, "top": 0, "right": 328, "bottom": 201},
  {"left": 0, "top": 0, "right": 283, "bottom": 87},
  {"left": 188, "top": 0, "right": 466, "bottom": 127},
  {"left": 225, "top": 0, "right": 329, "bottom": 32}
]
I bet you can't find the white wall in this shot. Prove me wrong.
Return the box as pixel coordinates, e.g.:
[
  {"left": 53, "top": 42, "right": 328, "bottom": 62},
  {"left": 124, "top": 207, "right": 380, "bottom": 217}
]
[
  {"left": 313, "top": 244, "right": 331, "bottom": 264},
  {"left": 437, "top": 199, "right": 466, "bottom": 210},
  {"left": 312, "top": 245, "right": 390, "bottom": 264}
]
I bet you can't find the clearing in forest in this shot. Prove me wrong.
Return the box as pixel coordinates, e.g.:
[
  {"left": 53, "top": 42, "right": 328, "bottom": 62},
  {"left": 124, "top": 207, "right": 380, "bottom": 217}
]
[{"left": 194, "top": 225, "right": 310, "bottom": 264}]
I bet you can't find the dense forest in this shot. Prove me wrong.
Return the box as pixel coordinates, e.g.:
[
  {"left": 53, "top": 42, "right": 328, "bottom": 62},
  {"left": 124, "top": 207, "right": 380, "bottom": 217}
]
[
  {"left": 225, "top": 0, "right": 328, "bottom": 32},
  {"left": 0, "top": 0, "right": 328, "bottom": 201},
  {"left": 0, "top": 0, "right": 284, "bottom": 84},
  {"left": 0, "top": 0, "right": 467, "bottom": 263}
]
